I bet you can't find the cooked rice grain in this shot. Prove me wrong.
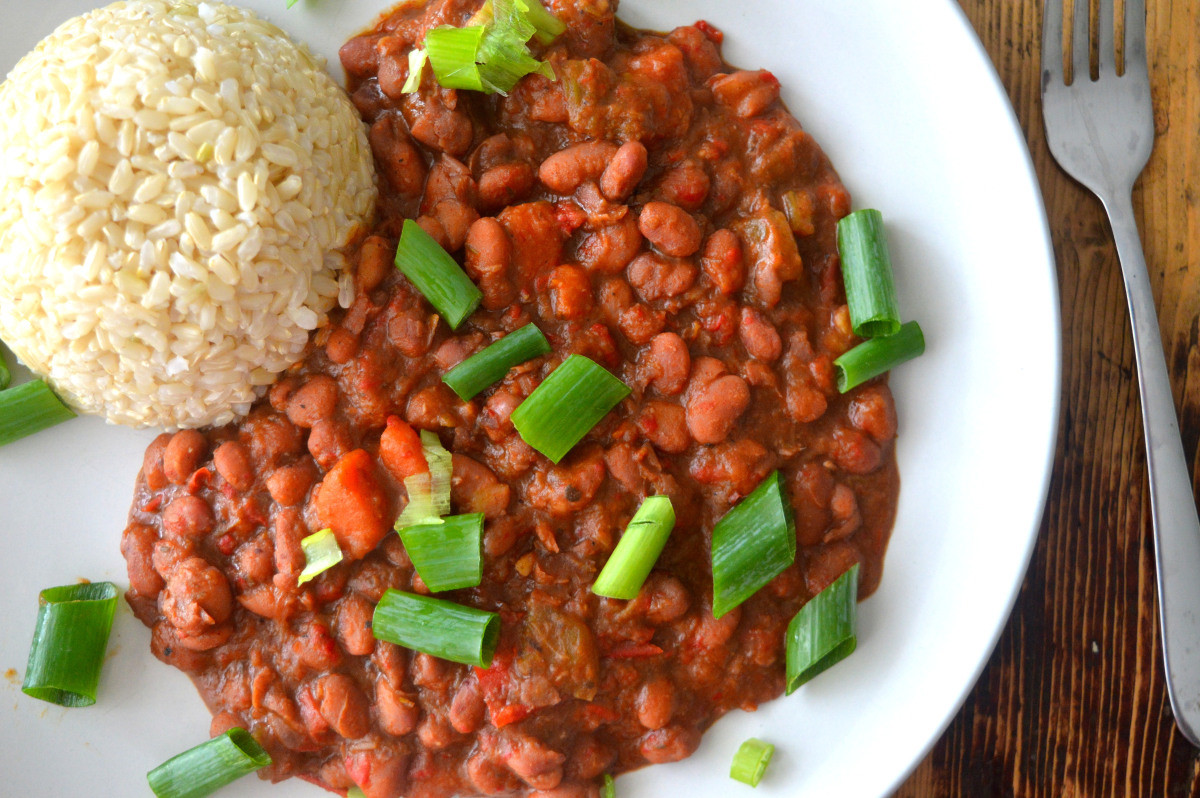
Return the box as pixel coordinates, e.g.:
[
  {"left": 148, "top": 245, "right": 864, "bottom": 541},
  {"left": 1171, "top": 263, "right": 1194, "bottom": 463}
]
[{"left": 0, "top": 0, "right": 375, "bottom": 428}]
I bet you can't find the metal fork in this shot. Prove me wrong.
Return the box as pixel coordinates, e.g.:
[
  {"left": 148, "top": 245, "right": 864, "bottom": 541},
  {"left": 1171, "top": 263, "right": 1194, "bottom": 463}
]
[{"left": 1043, "top": 0, "right": 1200, "bottom": 747}]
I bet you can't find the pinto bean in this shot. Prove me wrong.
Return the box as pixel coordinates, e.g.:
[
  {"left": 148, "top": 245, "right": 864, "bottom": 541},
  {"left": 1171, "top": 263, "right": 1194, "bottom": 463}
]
[
  {"left": 829, "top": 427, "right": 883, "bottom": 475},
  {"left": 449, "top": 678, "right": 486, "bottom": 734},
  {"left": 626, "top": 252, "right": 697, "bottom": 302},
  {"left": 402, "top": 89, "right": 473, "bottom": 156},
  {"left": 848, "top": 384, "right": 898, "bottom": 443},
  {"left": 212, "top": 441, "right": 254, "bottom": 491},
  {"left": 369, "top": 115, "right": 427, "bottom": 198},
  {"left": 143, "top": 433, "right": 171, "bottom": 490},
  {"left": 710, "top": 69, "right": 782, "bottom": 118},
  {"left": 335, "top": 594, "right": 377, "bottom": 657},
  {"left": 642, "top": 573, "right": 691, "bottom": 624},
  {"left": 637, "top": 401, "right": 690, "bottom": 453},
  {"left": 656, "top": 161, "right": 709, "bottom": 211},
  {"left": 827, "top": 484, "right": 862, "bottom": 542},
  {"left": 699, "top": 228, "right": 745, "bottom": 295},
  {"left": 548, "top": 264, "right": 593, "bottom": 320},
  {"left": 376, "top": 678, "right": 420, "bottom": 736},
  {"left": 600, "top": 141, "right": 648, "bottom": 201},
  {"left": 636, "top": 678, "right": 675, "bottom": 730},
  {"left": 639, "top": 332, "right": 691, "bottom": 395},
  {"left": 267, "top": 462, "right": 317, "bottom": 507},
  {"left": 686, "top": 369, "right": 750, "bottom": 444},
  {"left": 451, "top": 454, "right": 511, "bottom": 518},
  {"left": 479, "top": 162, "right": 536, "bottom": 212},
  {"left": 287, "top": 376, "right": 339, "bottom": 429},
  {"left": 638, "top": 202, "right": 703, "bottom": 257},
  {"left": 499, "top": 731, "right": 567, "bottom": 790},
  {"left": 575, "top": 214, "right": 643, "bottom": 274},
  {"left": 313, "top": 673, "right": 370, "bottom": 739},
  {"left": 530, "top": 785, "right": 600, "bottom": 798},
  {"left": 236, "top": 534, "right": 274, "bottom": 584},
  {"left": 639, "top": 726, "right": 701, "bottom": 764},
  {"left": 465, "top": 217, "right": 516, "bottom": 310},
  {"left": 538, "top": 141, "right": 619, "bottom": 194},
  {"left": 739, "top": 308, "right": 783, "bottom": 361},
  {"left": 122, "top": 523, "right": 164, "bottom": 598},
  {"left": 162, "top": 495, "right": 215, "bottom": 540},
  {"left": 163, "top": 429, "right": 207, "bottom": 485},
  {"left": 308, "top": 418, "right": 353, "bottom": 471},
  {"left": 468, "top": 750, "right": 522, "bottom": 795},
  {"left": 346, "top": 747, "right": 409, "bottom": 798},
  {"left": 432, "top": 199, "right": 478, "bottom": 253},
  {"left": 160, "top": 557, "right": 233, "bottom": 639},
  {"left": 691, "top": 605, "right": 741, "bottom": 649},
  {"left": 356, "top": 235, "right": 394, "bottom": 295}
]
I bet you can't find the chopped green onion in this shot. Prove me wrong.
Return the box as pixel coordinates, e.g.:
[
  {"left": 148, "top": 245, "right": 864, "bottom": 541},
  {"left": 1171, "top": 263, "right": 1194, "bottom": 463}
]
[
  {"left": 22, "top": 581, "right": 118, "bottom": 707},
  {"left": 834, "top": 320, "right": 925, "bottom": 393},
  {"left": 398, "top": 513, "right": 484, "bottom": 592},
  {"left": 395, "top": 430, "right": 454, "bottom": 528},
  {"left": 593, "top": 496, "right": 675, "bottom": 600},
  {"left": 517, "top": 0, "right": 566, "bottom": 45},
  {"left": 0, "top": 379, "right": 76, "bottom": 447},
  {"left": 396, "top": 473, "right": 442, "bottom": 528},
  {"left": 348, "top": 789, "right": 367, "bottom": 798},
  {"left": 297, "top": 528, "right": 343, "bottom": 585},
  {"left": 147, "top": 728, "right": 272, "bottom": 798},
  {"left": 601, "top": 773, "right": 615, "bottom": 798},
  {"left": 837, "top": 209, "right": 901, "bottom": 338},
  {"left": 475, "top": 0, "right": 555, "bottom": 94},
  {"left": 394, "top": 218, "right": 482, "bottom": 330},
  {"left": 710, "top": 471, "right": 796, "bottom": 619},
  {"left": 785, "top": 563, "right": 859, "bottom": 694},
  {"left": 442, "top": 323, "right": 551, "bottom": 400},
  {"left": 372, "top": 589, "right": 500, "bottom": 667},
  {"left": 511, "top": 354, "right": 629, "bottom": 463},
  {"left": 425, "top": 25, "right": 486, "bottom": 91},
  {"left": 0, "top": 347, "right": 10, "bottom": 390},
  {"left": 401, "top": 48, "right": 428, "bottom": 94},
  {"left": 730, "top": 738, "right": 775, "bottom": 787},
  {"left": 286, "top": 0, "right": 299, "bottom": 7}
]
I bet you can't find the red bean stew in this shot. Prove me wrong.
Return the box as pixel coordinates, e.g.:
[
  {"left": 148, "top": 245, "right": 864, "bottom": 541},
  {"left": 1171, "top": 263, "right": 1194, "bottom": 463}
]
[{"left": 120, "top": 1, "right": 901, "bottom": 796}]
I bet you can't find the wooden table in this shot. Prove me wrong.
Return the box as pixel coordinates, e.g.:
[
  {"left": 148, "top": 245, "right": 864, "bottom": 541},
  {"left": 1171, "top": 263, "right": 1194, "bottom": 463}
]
[{"left": 896, "top": 2, "right": 1200, "bottom": 795}]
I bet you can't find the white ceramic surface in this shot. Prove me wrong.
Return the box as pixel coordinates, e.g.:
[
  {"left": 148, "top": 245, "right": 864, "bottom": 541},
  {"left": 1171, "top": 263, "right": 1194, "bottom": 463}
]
[{"left": 0, "top": 1, "right": 1060, "bottom": 796}]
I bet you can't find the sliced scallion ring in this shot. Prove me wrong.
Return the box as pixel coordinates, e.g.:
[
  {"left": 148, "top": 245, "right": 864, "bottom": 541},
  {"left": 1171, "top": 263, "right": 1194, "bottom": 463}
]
[
  {"left": 401, "top": 48, "right": 429, "bottom": 94},
  {"left": 394, "top": 218, "right": 482, "bottom": 330},
  {"left": 710, "top": 471, "right": 796, "bottom": 619},
  {"left": 593, "top": 496, "right": 675, "bottom": 600},
  {"left": 518, "top": 0, "right": 566, "bottom": 44},
  {"left": 730, "top": 738, "right": 775, "bottom": 787},
  {"left": 297, "top": 528, "right": 343, "bottom": 585},
  {"left": 601, "top": 773, "right": 615, "bottom": 798},
  {"left": 147, "top": 728, "right": 272, "bottom": 798},
  {"left": 372, "top": 589, "right": 500, "bottom": 667},
  {"left": 837, "top": 209, "right": 901, "bottom": 338},
  {"left": 421, "top": 430, "right": 453, "bottom": 517},
  {"left": 834, "top": 320, "right": 925, "bottom": 393},
  {"left": 785, "top": 563, "right": 859, "bottom": 694},
  {"left": 510, "top": 354, "right": 630, "bottom": 463},
  {"left": 22, "top": 581, "right": 118, "bottom": 707},
  {"left": 0, "top": 379, "right": 76, "bottom": 447},
  {"left": 425, "top": 25, "right": 486, "bottom": 90},
  {"left": 442, "top": 323, "right": 551, "bottom": 401},
  {"left": 399, "top": 513, "right": 484, "bottom": 592}
]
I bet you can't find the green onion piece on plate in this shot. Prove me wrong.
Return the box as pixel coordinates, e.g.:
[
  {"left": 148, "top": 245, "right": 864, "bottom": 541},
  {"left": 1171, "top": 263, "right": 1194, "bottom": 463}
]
[
  {"left": 425, "top": 25, "right": 486, "bottom": 90},
  {"left": 511, "top": 354, "right": 630, "bottom": 463},
  {"left": 833, "top": 320, "right": 925, "bottom": 393},
  {"left": 394, "top": 218, "right": 482, "bottom": 330},
  {"left": 837, "top": 208, "right": 901, "bottom": 338},
  {"left": 785, "top": 563, "right": 859, "bottom": 694},
  {"left": 0, "top": 379, "right": 76, "bottom": 447},
  {"left": 399, "top": 513, "right": 484, "bottom": 592},
  {"left": 593, "top": 496, "right": 676, "bottom": 600},
  {"left": 22, "top": 581, "right": 118, "bottom": 707},
  {"left": 297, "top": 528, "right": 343, "bottom": 586},
  {"left": 601, "top": 773, "right": 616, "bottom": 798},
  {"left": 710, "top": 471, "right": 796, "bottom": 619},
  {"left": 401, "top": 48, "right": 429, "bottom": 93},
  {"left": 730, "top": 738, "right": 775, "bottom": 787},
  {"left": 372, "top": 589, "right": 500, "bottom": 667},
  {"left": 442, "top": 323, "right": 551, "bottom": 400},
  {"left": 147, "top": 728, "right": 272, "bottom": 798}
]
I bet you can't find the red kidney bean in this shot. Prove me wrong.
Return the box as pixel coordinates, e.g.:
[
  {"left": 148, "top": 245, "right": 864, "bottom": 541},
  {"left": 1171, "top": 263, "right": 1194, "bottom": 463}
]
[
  {"left": 162, "top": 495, "right": 215, "bottom": 540},
  {"left": 160, "top": 557, "right": 232, "bottom": 638},
  {"left": 286, "top": 376, "right": 339, "bottom": 429},
  {"left": 308, "top": 418, "right": 353, "bottom": 471},
  {"left": 451, "top": 454, "right": 512, "bottom": 519},
  {"left": 122, "top": 523, "right": 165, "bottom": 598},
  {"left": 829, "top": 427, "right": 883, "bottom": 475},
  {"left": 848, "top": 384, "right": 898, "bottom": 443},
  {"left": 498, "top": 730, "right": 567, "bottom": 790},
  {"left": 827, "top": 484, "right": 862, "bottom": 542},
  {"left": 643, "top": 572, "right": 691, "bottom": 624},
  {"left": 313, "top": 673, "right": 370, "bottom": 739},
  {"left": 635, "top": 678, "right": 675, "bottom": 730},
  {"left": 739, "top": 307, "right": 783, "bottom": 361},
  {"left": 236, "top": 534, "right": 274, "bottom": 584},
  {"left": 479, "top": 162, "right": 536, "bottom": 212},
  {"left": 266, "top": 462, "right": 316, "bottom": 507},
  {"left": 710, "top": 69, "right": 782, "bottom": 118},
  {"left": 685, "top": 366, "right": 750, "bottom": 444},
  {"left": 637, "top": 401, "right": 690, "bottom": 454},
  {"left": 575, "top": 214, "right": 644, "bottom": 274},
  {"left": 402, "top": 89, "right": 473, "bottom": 156},
  {"left": 212, "top": 441, "right": 254, "bottom": 491},
  {"left": 538, "top": 141, "right": 619, "bottom": 194},
  {"left": 699, "top": 229, "right": 745, "bottom": 296},
  {"left": 638, "top": 201, "right": 703, "bottom": 257},
  {"left": 376, "top": 678, "right": 420, "bottom": 736},
  {"left": 468, "top": 750, "right": 521, "bottom": 795},
  {"left": 449, "top": 677, "right": 486, "bottom": 734},
  {"left": 273, "top": 508, "right": 307, "bottom": 576},
  {"left": 369, "top": 114, "right": 427, "bottom": 198},
  {"left": 143, "top": 432, "right": 171, "bottom": 490},
  {"left": 335, "top": 594, "right": 377, "bottom": 657},
  {"left": 600, "top": 141, "right": 648, "bottom": 201},
  {"left": 667, "top": 25, "right": 723, "bottom": 79},
  {"left": 639, "top": 332, "right": 691, "bottom": 396},
  {"left": 163, "top": 429, "right": 207, "bottom": 485},
  {"left": 656, "top": 161, "right": 710, "bottom": 211},
  {"left": 791, "top": 462, "right": 834, "bottom": 547},
  {"left": 626, "top": 252, "right": 697, "bottom": 302}
]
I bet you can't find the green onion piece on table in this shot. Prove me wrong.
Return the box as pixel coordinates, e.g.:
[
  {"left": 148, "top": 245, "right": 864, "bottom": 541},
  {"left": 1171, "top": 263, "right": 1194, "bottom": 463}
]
[
  {"left": 394, "top": 218, "right": 482, "bottom": 330},
  {"left": 0, "top": 348, "right": 10, "bottom": 390},
  {"left": 730, "top": 738, "right": 775, "bottom": 787},
  {"left": 442, "top": 323, "right": 551, "bottom": 400},
  {"left": 401, "top": 48, "right": 429, "bottom": 93},
  {"left": 398, "top": 513, "right": 484, "bottom": 592},
  {"left": 297, "top": 528, "right": 343, "bottom": 585},
  {"left": 147, "top": 728, "right": 272, "bottom": 798},
  {"left": 593, "top": 496, "right": 676, "bottom": 600},
  {"left": 710, "top": 471, "right": 796, "bottom": 619},
  {"left": 372, "top": 589, "right": 500, "bottom": 667},
  {"left": 785, "top": 563, "right": 859, "bottom": 694},
  {"left": 0, "top": 379, "right": 76, "bottom": 447},
  {"left": 511, "top": 354, "right": 630, "bottom": 463},
  {"left": 22, "top": 581, "right": 118, "bottom": 707},
  {"left": 601, "top": 773, "right": 615, "bottom": 798},
  {"left": 425, "top": 25, "right": 486, "bottom": 90},
  {"left": 837, "top": 209, "right": 901, "bottom": 338},
  {"left": 834, "top": 320, "right": 925, "bottom": 393}
]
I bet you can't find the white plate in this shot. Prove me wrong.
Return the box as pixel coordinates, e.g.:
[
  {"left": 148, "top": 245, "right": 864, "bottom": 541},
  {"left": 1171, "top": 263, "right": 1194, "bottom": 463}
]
[{"left": 0, "top": 1, "right": 1059, "bottom": 796}]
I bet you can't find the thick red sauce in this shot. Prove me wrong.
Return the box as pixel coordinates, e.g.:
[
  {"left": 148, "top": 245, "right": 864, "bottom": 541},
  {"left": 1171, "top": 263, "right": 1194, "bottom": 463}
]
[{"left": 121, "top": 1, "right": 901, "bottom": 796}]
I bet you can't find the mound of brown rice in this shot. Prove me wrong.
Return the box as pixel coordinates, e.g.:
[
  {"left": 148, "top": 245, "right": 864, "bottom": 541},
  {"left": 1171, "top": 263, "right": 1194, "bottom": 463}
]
[{"left": 0, "top": 0, "right": 375, "bottom": 429}]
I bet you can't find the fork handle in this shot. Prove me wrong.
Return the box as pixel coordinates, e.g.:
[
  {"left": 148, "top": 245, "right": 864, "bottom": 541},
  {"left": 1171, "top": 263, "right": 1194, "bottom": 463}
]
[{"left": 1106, "top": 191, "right": 1200, "bottom": 746}]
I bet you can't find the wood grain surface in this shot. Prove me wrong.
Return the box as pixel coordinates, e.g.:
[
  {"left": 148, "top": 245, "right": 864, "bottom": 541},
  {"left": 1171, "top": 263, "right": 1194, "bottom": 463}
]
[{"left": 895, "top": 1, "right": 1200, "bottom": 795}]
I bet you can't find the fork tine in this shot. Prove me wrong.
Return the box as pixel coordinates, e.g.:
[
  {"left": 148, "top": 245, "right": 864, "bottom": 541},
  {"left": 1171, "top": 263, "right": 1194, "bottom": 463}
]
[
  {"left": 1071, "top": 0, "right": 1092, "bottom": 82},
  {"left": 1097, "top": 0, "right": 1115, "bottom": 73},
  {"left": 1126, "top": 0, "right": 1148, "bottom": 71},
  {"left": 1042, "top": 0, "right": 1065, "bottom": 82}
]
